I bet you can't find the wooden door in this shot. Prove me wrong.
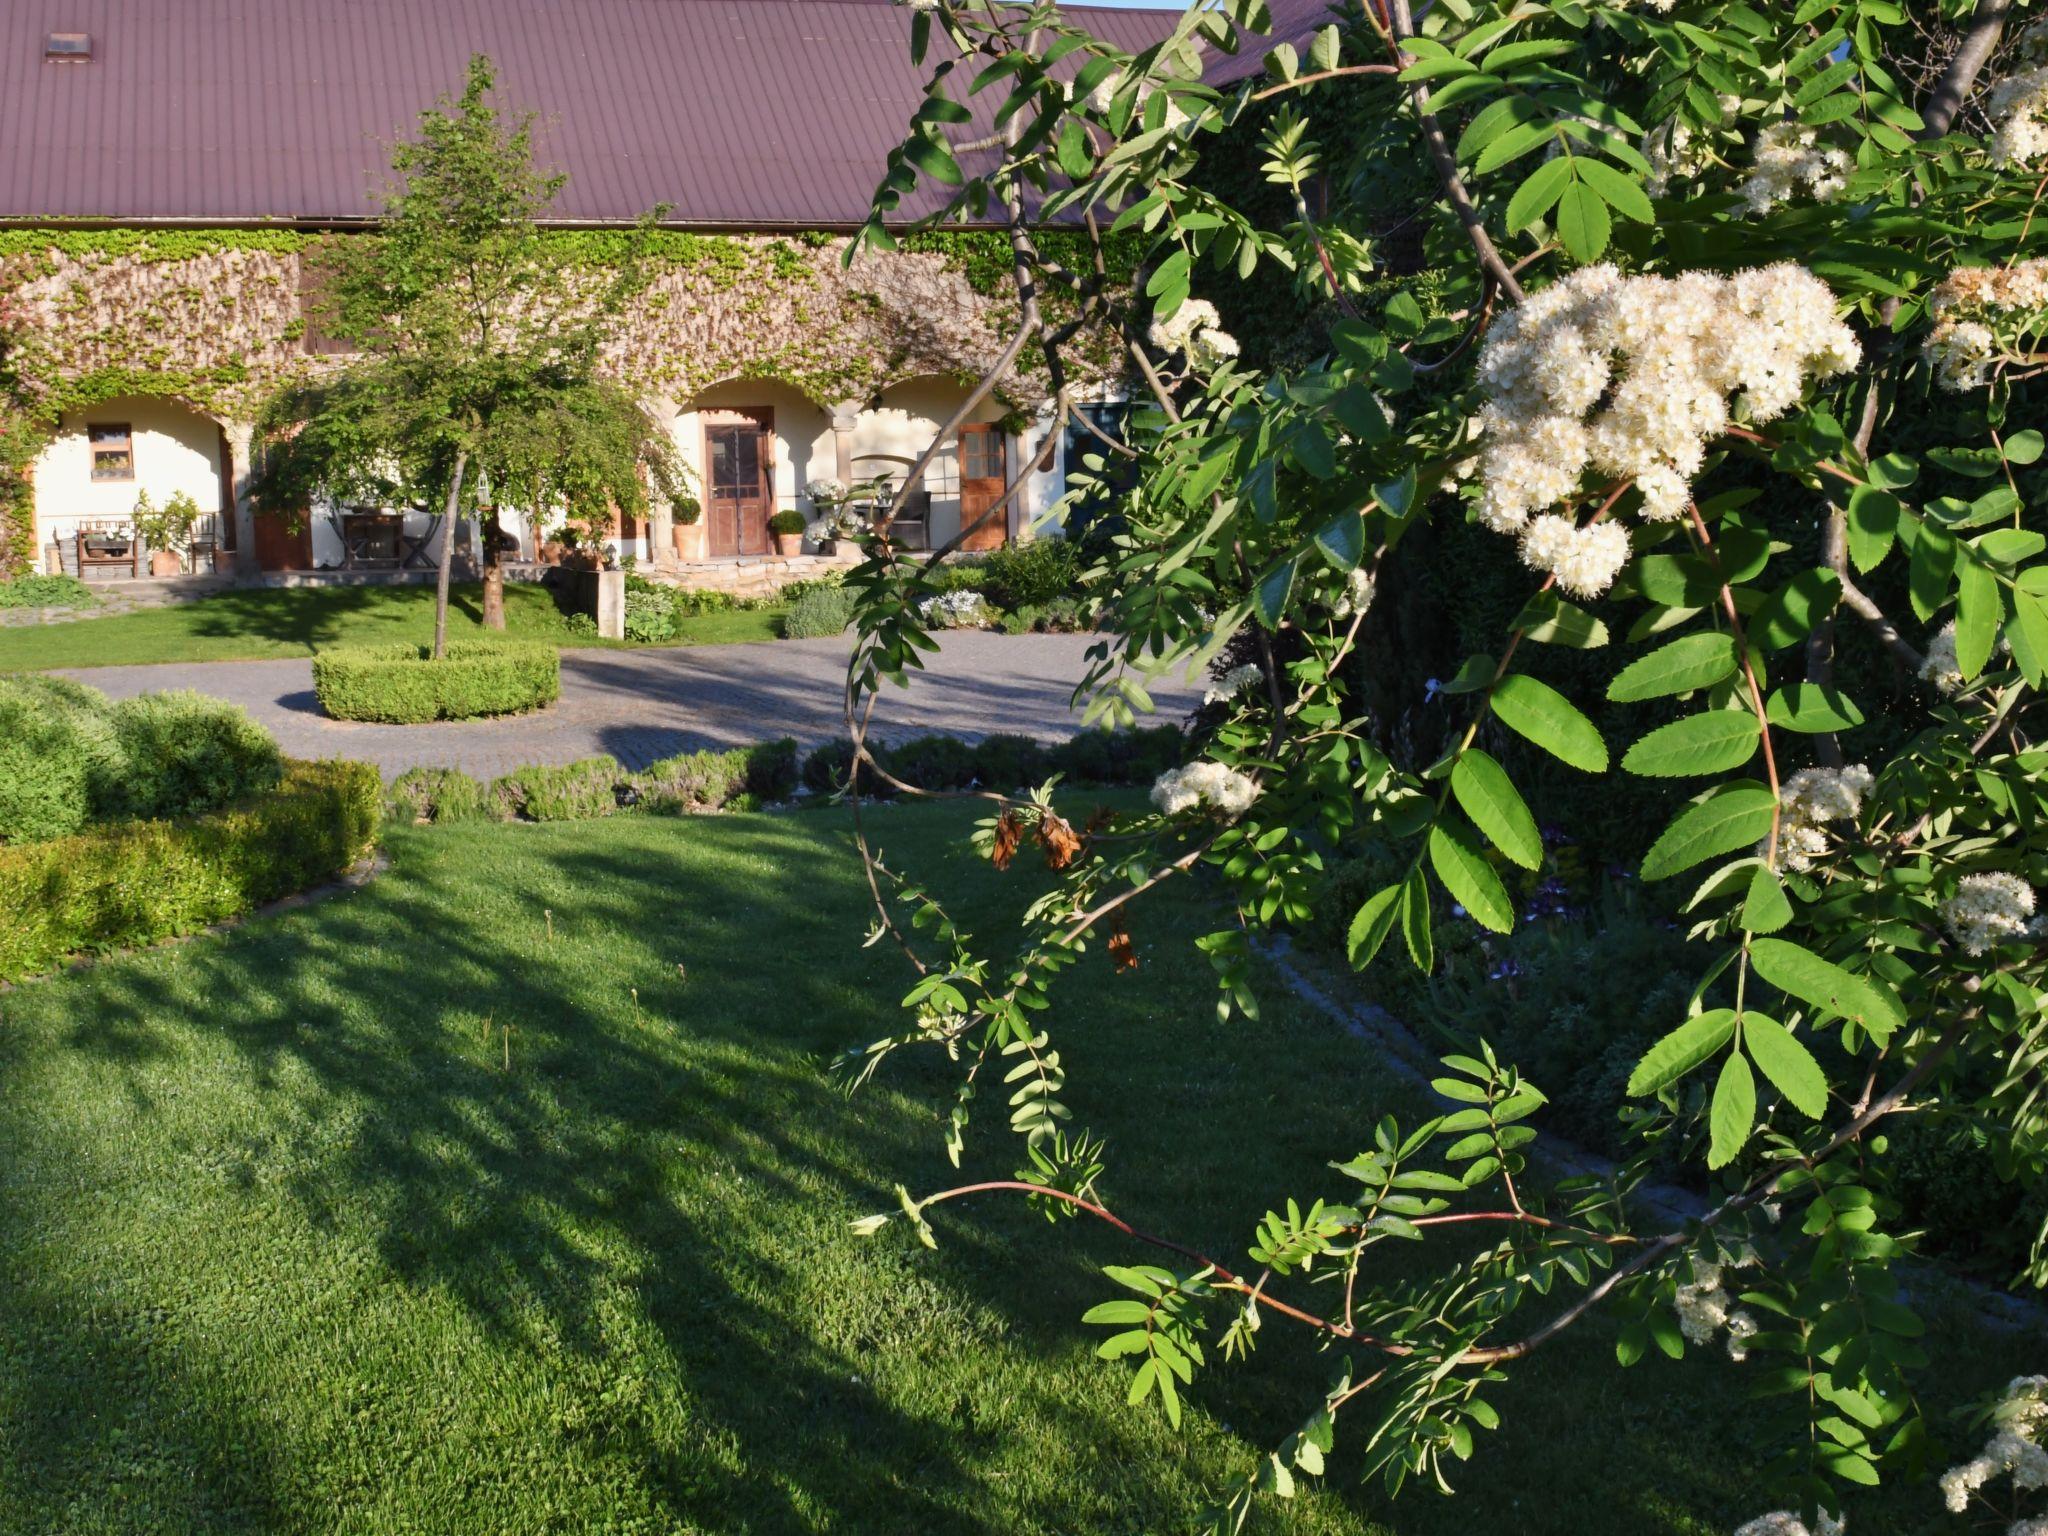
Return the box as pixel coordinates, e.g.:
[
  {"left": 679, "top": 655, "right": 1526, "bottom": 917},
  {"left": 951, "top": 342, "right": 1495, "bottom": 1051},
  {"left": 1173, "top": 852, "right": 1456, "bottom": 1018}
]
[
  {"left": 957, "top": 424, "right": 1008, "bottom": 551},
  {"left": 704, "top": 409, "right": 774, "bottom": 557}
]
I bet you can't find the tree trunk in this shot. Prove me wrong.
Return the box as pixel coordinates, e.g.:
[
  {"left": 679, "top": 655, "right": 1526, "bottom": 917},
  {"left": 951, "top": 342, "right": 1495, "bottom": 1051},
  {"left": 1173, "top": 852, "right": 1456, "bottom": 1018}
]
[
  {"left": 434, "top": 450, "right": 468, "bottom": 661},
  {"left": 481, "top": 507, "right": 506, "bottom": 630}
]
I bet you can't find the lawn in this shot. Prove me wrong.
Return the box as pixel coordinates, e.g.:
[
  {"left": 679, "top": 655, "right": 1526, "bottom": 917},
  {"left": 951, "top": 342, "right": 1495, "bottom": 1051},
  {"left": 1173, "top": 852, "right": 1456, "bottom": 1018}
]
[
  {"left": 0, "top": 581, "right": 786, "bottom": 669},
  {"left": 0, "top": 800, "right": 2009, "bottom": 1534}
]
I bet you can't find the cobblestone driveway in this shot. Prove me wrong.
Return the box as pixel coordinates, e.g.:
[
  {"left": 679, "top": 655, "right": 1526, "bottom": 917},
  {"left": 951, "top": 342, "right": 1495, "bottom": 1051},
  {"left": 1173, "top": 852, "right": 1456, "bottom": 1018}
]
[{"left": 57, "top": 632, "right": 1204, "bottom": 780}]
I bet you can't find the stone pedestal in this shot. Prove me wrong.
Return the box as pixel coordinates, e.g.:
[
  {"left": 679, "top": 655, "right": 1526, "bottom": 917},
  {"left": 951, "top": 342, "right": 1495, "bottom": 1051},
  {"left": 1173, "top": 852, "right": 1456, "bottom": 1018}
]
[{"left": 570, "top": 568, "right": 627, "bottom": 639}]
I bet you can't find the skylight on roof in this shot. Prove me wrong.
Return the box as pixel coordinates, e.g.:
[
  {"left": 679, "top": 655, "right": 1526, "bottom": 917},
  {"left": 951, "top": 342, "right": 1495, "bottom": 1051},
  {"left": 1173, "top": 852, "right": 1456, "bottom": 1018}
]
[{"left": 44, "top": 32, "right": 92, "bottom": 62}]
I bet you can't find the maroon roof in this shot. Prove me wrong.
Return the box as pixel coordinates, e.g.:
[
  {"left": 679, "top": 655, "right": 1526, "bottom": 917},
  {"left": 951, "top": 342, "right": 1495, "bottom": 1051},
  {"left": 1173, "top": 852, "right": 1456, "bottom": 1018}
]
[{"left": 2, "top": 0, "right": 1319, "bottom": 229}]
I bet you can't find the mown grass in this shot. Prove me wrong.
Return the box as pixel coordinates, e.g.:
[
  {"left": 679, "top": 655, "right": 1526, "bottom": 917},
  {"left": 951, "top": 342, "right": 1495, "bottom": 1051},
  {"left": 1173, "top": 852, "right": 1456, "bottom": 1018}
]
[
  {"left": 0, "top": 581, "right": 785, "bottom": 669},
  {"left": 0, "top": 800, "right": 2013, "bottom": 1534}
]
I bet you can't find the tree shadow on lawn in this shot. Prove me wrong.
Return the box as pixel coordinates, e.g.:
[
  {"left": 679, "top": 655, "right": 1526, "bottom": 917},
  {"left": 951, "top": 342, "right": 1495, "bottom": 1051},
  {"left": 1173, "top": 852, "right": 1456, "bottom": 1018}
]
[
  {"left": 5, "top": 814, "right": 1313, "bottom": 1534},
  {"left": 1, "top": 809, "right": 1978, "bottom": 1535}
]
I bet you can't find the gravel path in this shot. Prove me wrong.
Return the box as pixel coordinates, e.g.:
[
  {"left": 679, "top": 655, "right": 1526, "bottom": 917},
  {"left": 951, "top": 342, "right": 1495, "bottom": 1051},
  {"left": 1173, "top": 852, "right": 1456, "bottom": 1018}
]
[{"left": 56, "top": 633, "right": 1203, "bottom": 780}]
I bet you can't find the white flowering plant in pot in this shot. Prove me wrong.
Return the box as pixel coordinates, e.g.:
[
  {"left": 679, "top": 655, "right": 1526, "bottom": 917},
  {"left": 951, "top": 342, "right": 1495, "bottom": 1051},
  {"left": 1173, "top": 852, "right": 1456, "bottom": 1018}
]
[{"left": 837, "top": 0, "right": 2048, "bottom": 1530}]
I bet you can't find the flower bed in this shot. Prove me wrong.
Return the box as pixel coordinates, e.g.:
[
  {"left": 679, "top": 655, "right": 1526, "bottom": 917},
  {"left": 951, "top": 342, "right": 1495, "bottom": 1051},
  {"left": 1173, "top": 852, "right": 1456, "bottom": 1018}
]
[
  {"left": 311, "top": 640, "right": 560, "bottom": 723},
  {"left": 0, "top": 757, "right": 381, "bottom": 982}
]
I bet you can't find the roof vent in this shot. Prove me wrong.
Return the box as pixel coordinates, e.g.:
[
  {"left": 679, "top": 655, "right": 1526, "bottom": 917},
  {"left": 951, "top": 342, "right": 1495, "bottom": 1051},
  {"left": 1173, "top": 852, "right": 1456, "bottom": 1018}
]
[{"left": 44, "top": 32, "right": 92, "bottom": 62}]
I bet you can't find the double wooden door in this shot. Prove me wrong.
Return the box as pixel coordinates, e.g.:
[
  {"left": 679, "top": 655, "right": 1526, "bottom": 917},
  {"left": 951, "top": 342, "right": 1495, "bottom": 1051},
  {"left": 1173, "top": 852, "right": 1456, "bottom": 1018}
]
[{"left": 704, "top": 408, "right": 775, "bottom": 557}]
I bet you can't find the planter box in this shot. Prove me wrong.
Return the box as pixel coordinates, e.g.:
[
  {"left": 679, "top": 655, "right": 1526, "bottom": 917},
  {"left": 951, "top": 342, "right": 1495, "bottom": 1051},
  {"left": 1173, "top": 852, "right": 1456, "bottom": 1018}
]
[{"left": 566, "top": 567, "right": 627, "bottom": 639}]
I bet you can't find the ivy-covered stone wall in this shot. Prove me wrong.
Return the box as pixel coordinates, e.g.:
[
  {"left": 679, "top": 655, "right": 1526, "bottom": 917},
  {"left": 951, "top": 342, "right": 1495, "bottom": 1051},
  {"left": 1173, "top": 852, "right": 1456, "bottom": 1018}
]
[{"left": 0, "top": 226, "right": 1131, "bottom": 429}]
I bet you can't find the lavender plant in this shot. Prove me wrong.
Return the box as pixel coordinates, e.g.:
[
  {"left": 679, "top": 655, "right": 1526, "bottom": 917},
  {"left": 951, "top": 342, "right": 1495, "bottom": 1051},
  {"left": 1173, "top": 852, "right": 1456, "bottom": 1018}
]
[{"left": 836, "top": 0, "right": 2048, "bottom": 1528}]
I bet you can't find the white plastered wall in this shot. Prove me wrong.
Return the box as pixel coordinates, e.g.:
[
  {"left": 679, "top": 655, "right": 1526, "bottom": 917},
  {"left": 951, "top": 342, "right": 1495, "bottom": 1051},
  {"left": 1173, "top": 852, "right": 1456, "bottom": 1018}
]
[{"left": 32, "top": 395, "right": 223, "bottom": 554}]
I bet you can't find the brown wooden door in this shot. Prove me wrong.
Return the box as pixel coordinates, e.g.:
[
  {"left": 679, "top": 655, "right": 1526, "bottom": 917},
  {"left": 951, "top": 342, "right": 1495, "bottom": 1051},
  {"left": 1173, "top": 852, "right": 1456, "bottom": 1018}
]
[
  {"left": 704, "top": 409, "right": 774, "bottom": 557},
  {"left": 252, "top": 512, "right": 313, "bottom": 570},
  {"left": 957, "top": 424, "right": 1008, "bottom": 551}
]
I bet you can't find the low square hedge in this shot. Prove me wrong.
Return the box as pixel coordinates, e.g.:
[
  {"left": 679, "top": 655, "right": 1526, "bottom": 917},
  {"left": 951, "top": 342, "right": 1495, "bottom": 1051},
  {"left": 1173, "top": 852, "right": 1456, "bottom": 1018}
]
[
  {"left": 311, "top": 641, "right": 560, "bottom": 723},
  {"left": 0, "top": 758, "right": 381, "bottom": 982}
]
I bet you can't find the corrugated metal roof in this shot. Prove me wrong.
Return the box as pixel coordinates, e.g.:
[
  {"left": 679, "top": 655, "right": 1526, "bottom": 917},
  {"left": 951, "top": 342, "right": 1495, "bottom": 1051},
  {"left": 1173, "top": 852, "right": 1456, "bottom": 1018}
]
[{"left": 1, "top": 0, "right": 1302, "bottom": 228}]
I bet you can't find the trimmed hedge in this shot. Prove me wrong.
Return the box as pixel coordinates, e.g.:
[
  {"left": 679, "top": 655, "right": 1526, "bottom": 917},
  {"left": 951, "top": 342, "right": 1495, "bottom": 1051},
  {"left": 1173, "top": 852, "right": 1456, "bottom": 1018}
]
[
  {"left": 0, "top": 676, "right": 280, "bottom": 844},
  {"left": 396, "top": 740, "right": 802, "bottom": 825},
  {"left": 312, "top": 641, "right": 560, "bottom": 723},
  {"left": 0, "top": 757, "right": 381, "bottom": 982},
  {"left": 100, "top": 690, "right": 283, "bottom": 821},
  {"left": 802, "top": 726, "right": 1184, "bottom": 798},
  {"left": 0, "top": 675, "right": 120, "bottom": 844}
]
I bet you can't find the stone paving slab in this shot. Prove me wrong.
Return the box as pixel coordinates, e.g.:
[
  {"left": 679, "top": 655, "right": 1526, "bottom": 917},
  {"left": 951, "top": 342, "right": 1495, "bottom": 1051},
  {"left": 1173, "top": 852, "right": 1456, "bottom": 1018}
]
[{"left": 55, "top": 632, "right": 1205, "bottom": 781}]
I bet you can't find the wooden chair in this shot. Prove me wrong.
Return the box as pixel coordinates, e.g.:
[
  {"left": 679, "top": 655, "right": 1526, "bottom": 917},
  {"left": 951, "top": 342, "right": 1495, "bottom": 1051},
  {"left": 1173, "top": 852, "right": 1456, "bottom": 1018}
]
[{"left": 76, "top": 520, "right": 138, "bottom": 579}]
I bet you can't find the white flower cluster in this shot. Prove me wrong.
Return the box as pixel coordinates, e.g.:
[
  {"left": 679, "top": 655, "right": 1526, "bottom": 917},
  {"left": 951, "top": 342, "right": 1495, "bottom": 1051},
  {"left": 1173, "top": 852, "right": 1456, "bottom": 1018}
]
[
  {"left": 1989, "top": 19, "right": 2048, "bottom": 167},
  {"left": 1924, "top": 260, "right": 2048, "bottom": 391},
  {"left": 1920, "top": 618, "right": 2014, "bottom": 691},
  {"left": 1673, "top": 1252, "right": 1758, "bottom": 1362},
  {"left": 917, "top": 590, "right": 991, "bottom": 629},
  {"left": 1333, "top": 565, "right": 1376, "bottom": 621},
  {"left": 1764, "top": 763, "right": 1873, "bottom": 873},
  {"left": 1643, "top": 118, "right": 1715, "bottom": 195},
  {"left": 1734, "top": 1512, "right": 1844, "bottom": 1536},
  {"left": 1203, "top": 663, "right": 1264, "bottom": 706},
  {"left": 892, "top": 0, "right": 939, "bottom": 11},
  {"left": 1148, "top": 297, "right": 1240, "bottom": 369},
  {"left": 1473, "top": 263, "right": 1859, "bottom": 593},
  {"left": 1942, "top": 872, "right": 2039, "bottom": 956},
  {"left": 1740, "top": 122, "right": 1852, "bottom": 214},
  {"left": 1941, "top": 1376, "right": 2048, "bottom": 1515},
  {"left": 1150, "top": 760, "right": 1260, "bottom": 818},
  {"left": 806, "top": 476, "right": 847, "bottom": 504}
]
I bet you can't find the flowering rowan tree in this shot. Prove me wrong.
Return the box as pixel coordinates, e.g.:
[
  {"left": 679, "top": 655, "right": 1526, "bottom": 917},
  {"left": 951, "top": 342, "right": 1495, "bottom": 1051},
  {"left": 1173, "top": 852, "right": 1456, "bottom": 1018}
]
[{"left": 838, "top": 0, "right": 2048, "bottom": 1529}]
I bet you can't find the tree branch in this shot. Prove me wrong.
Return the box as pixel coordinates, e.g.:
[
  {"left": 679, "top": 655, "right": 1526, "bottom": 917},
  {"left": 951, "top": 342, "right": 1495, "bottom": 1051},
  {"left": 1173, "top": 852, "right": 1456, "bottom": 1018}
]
[
  {"left": 1386, "top": 0, "right": 1527, "bottom": 304},
  {"left": 1920, "top": 0, "right": 2014, "bottom": 140}
]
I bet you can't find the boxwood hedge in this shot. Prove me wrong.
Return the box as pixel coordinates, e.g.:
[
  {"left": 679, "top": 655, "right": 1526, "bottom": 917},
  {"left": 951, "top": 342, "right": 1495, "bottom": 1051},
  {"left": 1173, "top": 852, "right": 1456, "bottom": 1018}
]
[
  {"left": 312, "top": 641, "right": 560, "bottom": 723},
  {"left": 0, "top": 758, "right": 381, "bottom": 982}
]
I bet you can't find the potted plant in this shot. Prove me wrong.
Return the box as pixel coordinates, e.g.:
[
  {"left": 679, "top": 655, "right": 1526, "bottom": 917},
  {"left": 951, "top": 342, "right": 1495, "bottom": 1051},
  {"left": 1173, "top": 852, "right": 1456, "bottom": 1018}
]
[
  {"left": 671, "top": 494, "right": 706, "bottom": 562},
  {"left": 768, "top": 509, "right": 807, "bottom": 557},
  {"left": 805, "top": 504, "right": 865, "bottom": 556},
  {"left": 133, "top": 488, "right": 199, "bottom": 576}
]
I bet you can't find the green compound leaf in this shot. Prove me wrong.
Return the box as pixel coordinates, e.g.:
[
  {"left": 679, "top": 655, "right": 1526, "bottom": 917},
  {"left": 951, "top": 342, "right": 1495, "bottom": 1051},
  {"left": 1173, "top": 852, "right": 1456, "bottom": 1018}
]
[
  {"left": 1621, "top": 710, "right": 1761, "bottom": 778},
  {"left": 1428, "top": 818, "right": 1515, "bottom": 934},
  {"left": 1641, "top": 782, "right": 1777, "bottom": 881},
  {"left": 1747, "top": 937, "right": 1905, "bottom": 1043},
  {"left": 1607, "top": 632, "right": 1738, "bottom": 702},
  {"left": 1708, "top": 1050, "right": 1757, "bottom": 1169},
  {"left": 1627, "top": 1008, "right": 1737, "bottom": 1097},
  {"left": 1450, "top": 750, "right": 1543, "bottom": 870},
  {"left": 1491, "top": 673, "right": 1608, "bottom": 772},
  {"left": 1741, "top": 1012, "right": 1828, "bottom": 1118}
]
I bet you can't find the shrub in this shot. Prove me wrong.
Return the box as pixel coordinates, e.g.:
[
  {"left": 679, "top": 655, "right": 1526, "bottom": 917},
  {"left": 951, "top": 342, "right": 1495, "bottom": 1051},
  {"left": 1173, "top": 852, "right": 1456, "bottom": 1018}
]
[
  {"left": 782, "top": 585, "right": 856, "bottom": 639},
  {"left": 925, "top": 560, "right": 992, "bottom": 595},
  {"left": 673, "top": 589, "right": 740, "bottom": 616},
  {"left": 884, "top": 734, "right": 980, "bottom": 790},
  {"left": 387, "top": 766, "right": 489, "bottom": 824},
  {"left": 744, "top": 738, "right": 801, "bottom": 801},
  {"left": 803, "top": 738, "right": 891, "bottom": 798},
  {"left": 0, "top": 758, "right": 380, "bottom": 983},
  {"left": 972, "top": 733, "right": 1050, "bottom": 790},
  {"left": 624, "top": 582, "right": 678, "bottom": 643},
  {"left": 312, "top": 640, "right": 560, "bottom": 723},
  {"left": 489, "top": 756, "right": 623, "bottom": 822},
  {"left": 102, "top": 691, "right": 283, "bottom": 822},
  {"left": 768, "top": 509, "right": 807, "bottom": 537},
  {"left": 997, "top": 597, "right": 1088, "bottom": 635},
  {"left": 631, "top": 749, "right": 747, "bottom": 813},
  {"left": 1049, "top": 725, "right": 1183, "bottom": 785},
  {"left": 0, "top": 674, "right": 119, "bottom": 844},
  {"left": 777, "top": 574, "right": 844, "bottom": 605},
  {"left": 981, "top": 539, "right": 1081, "bottom": 609},
  {"left": 918, "top": 590, "right": 997, "bottom": 629},
  {"left": 0, "top": 574, "right": 95, "bottom": 610}
]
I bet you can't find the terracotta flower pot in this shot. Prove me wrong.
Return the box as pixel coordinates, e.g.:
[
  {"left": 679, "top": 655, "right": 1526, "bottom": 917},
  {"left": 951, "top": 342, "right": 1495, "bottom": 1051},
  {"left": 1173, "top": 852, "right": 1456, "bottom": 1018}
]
[
  {"left": 673, "top": 520, "right": 708, "bottom": 562},
  {"left": 771, "top": 532, "right": 802, "bottom": 557},
  {"left": 149, "top": 549, "right": 183, "bottom": 577}
]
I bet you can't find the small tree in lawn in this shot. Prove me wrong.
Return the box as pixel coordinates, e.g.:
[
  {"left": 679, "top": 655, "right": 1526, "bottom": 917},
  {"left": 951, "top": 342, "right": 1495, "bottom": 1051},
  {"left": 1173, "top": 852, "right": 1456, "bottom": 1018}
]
[{"left": 253, "top": 54, "right": 670, "bottom": 651}]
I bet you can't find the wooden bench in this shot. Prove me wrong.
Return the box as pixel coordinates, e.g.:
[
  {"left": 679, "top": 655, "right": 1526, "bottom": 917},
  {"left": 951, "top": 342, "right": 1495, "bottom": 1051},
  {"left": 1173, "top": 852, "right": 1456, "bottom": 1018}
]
[{"left": 75, "top": 521, "right": 139, "bottom": 579}]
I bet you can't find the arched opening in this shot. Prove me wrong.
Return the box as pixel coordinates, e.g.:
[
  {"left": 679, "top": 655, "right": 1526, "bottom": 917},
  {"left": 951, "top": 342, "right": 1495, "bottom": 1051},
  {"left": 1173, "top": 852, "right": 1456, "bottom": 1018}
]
[
  {"left": 31, "top": 394, "right": 234, "bottom": 579},
  {"left": 674, "top": 379, "right": 831, "bottom": 559}
]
